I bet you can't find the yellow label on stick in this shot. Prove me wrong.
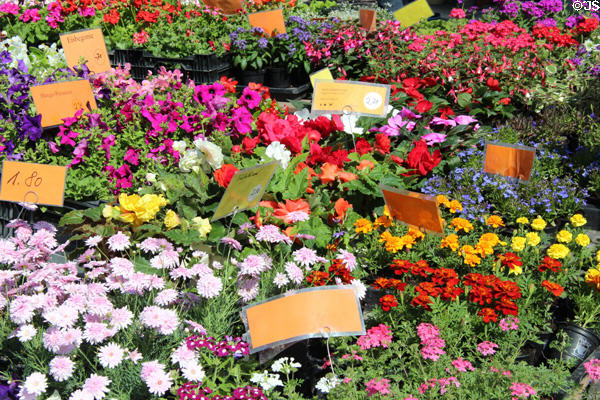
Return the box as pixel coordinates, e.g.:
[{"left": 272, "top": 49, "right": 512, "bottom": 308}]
[
  {"left": 212, "top": 161, "right": 279, "bottom": 221},
  {"left": 312, "top": 80, "right": 390, "bottom": 117},
  {"left": 309, "top": 68, "right": 334, "bottom": 88},
  {"left": 30, "top": 80, "right": 97, "bottom": 128},
  {"left": 393, "top": 0, "right": 434, "bottom": 27},
  {"left": 60, "top": 27, "right": 111, "bottom": 74},
  {"left": 0, "top": 161, "right": 67, "bottom": 206}
]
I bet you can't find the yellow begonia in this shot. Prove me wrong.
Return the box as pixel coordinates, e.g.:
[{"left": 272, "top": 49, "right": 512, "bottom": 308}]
[
  {"left": 531, "top": 217, "right": 547, "bottom": 231},
  {"left": 516, "top": 217, "right": 529, "bottom": 225},
  {"left": 511, "top": 236, "right": 527, "bottom": 252},
  {"left": 575, "top": 233, "right": 591, "bottom": 247},
  {"left": 556, "top": 230, "right": 572, "bottom": 243},
  {"left": 441, "top": 234, "right": 460, "bottom": 251},
  {"left": 525, "top": 232, "right": 540, "bottom": 246},
  {"left": 570, "top": 214, "right": 587, "bottom": 227},
  {"left": 114, "top": 193, "right": 168, "bottom": 226},
  {"left": 486, "top": 215, "right": 505, "bottom": 228},
  {"left": 354, "top": 219, "right": 373, "bottom": 234},
  {"left": 450, "top": 218, "right": 474, "bottom": 233},
  {"left": 585, "top": 267, "right": 600, "bottom": 290},
  {"left": 547, "top": 244, "right": 570, "bottom": 259},
  {"left": 164, "top": 210, "right": 180, "bottom": 230},
  {"left": 192, "top": 217, "right": 212, "bottom": 238}
]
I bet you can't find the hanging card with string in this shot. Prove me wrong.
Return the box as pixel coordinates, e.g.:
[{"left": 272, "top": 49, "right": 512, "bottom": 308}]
[{"left": 0, "top": 161, "right": 67, "bottom": 207}]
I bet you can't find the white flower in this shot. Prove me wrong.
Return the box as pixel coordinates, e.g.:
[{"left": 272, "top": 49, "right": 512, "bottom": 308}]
[
  {"left": 352, "top": 279, "right": 367, "bottom": 301},
  {"left": 250, "top": 371, "right": 283, "bottom": 391},
  {"left": 315, "top": 376, "right": 340, "bottom": 394},
  {"left": 17, "top": 324, "right": 37, "bottom": 342},
  {"left": 24, "top": 372, "right": 47, "bottom": 397},
  {"left": 272, "top": 273, "right": 289, "bottom": 288},
  {"left": 271, "top": 357, "right": 301, "bottom": 373},
  {"left": 98, "top": 342, "right": 125, "bottom": 368},
  {"left": 178, "top": 149, "right": 202, "bottom": 173},
  {"left": 293, "top": 108, "right": 311, "bottom": 122},
  {"left": 172, "top": 140, "right": 188, "bottom": 154},
  {"left": 145, "top": 173, "right": 157, "bottom": 183},
  {"left": 264, "top": 141, "right": 291, "bottom": 169},
  {"left": 194, "top": 139, "right": 223, "bottom": 170},
  {"left": 182, "top": 362, "right": 205, "bottom": 382}
]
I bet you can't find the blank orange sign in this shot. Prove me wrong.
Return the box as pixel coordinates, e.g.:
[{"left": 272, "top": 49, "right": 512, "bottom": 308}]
[
  {"left": 201, "top": 0, "right": 242, "bottom": 14},
  {"left": 360, "top": 9, "right": 376, "bottom": 32},
  {"left": 30, "top": 80, "right": 97, "bottom": 127},
  {"left": 248, "top": 9, "right": 286, "bottom": 36},
  {"left": 483, "top": 142, "right": 536, "bottom": 181},
  {"left": 0, "top": 161, "right": 67, "bottom": 206},
  {"left": 243, "top": 286, "right": 364, "bottom": 353},
  {"left": 60, "top": 28, "right": 111, "bottom": 74},
  {"left": 380, "top": 185, "right": 444, "bottom": 234}
]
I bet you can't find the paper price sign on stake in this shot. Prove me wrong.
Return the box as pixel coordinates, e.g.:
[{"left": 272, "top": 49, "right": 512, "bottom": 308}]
[
  {"left": 60, "top": 27, "right": 111, "bottom": 74},
  {"left": 359, "top": 9, "right": 376, "bottom": 32},
  {"left": 30, "top": 80, "right": 97, "bottom": 128},
  {"left": 248, "top": 9, "right": 286, "bottom": 36},
  {"left": 242, "top": 285, "right": 365, "bottom": 353},
  {"left": 393, "top": 0, "right": 433, "bottom": 27},
  {"left": 0, "top": 161, "right": 67, "bottom": 207},
  {"left": 483, "top": 141, "right": 536, "bottom": 181},
  {"left": 211, "top": 161, "right": 279, "bottom": 221},
  {"left": 309, "top": 68, "right": 333, "bottom": 88},
  {"left": 311, "top": 80, "right": 390, "bottom": 117},
  {"left": 380, "top": 185, "right": 444, "bottom": 234}
]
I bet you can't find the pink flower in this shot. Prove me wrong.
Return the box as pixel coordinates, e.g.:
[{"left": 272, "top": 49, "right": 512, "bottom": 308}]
[
  {"left": 285, "top": 262, "right": 304, "bottom": 284},
  {"left": 416, "top": 323, "right": 440, "bottom": 342},
  {"left": 110, "top": 306, "right": 133, "bottom": 330},
  {"left": 293, "top": 247, "right": 320, "bottom": 269},
  {"left": 107, "top": 232, "right": 131, "bottom": 252},
  {"left": 477, "top": 341, "right": 498, "bottom": 356},
  {"left": 449, "top": 8, "right": 466, "bottom": 18},
  {"left": 336, "top": 249, "right": 357, "bottom": 271},
  {"left": 404, "top": 396, "right": 419, "bottom": 400},
  {"left": 19, "top": 8, "right": 41, "bottom": 22},
  {"left": 83, "top": 374, "right": 111, "bottom": 400},
  {"left": 499, "top": 316, "right": 519, "bottom": 331},
  {"left": 154, "top": 289, "right": 179, "bottom": 306},
  {"left": 420, "top": 345, "right": 446, "bottom": 361},
  {"left": 510, "top": 382, "right": 536, "bottom": 399},
  {"left": 365, "top": 378, "right": 391, "bottom": 396},
  {"left": 451, "top": 357, "right": 475, "bottom": 372},
  {"left": 145, "top": 371, "right": 173, "bottom": 395},
  {"left": 196, "top": 274, "right": 223, "bottom": 298},
  {"left": 141, "top": 361, "right": 165, "bottom": 380},
  {"left": 140, "top": 306, "right": 179, "bottom": 334},
  {"left": 357, "top": 324, "right": 393, "bottom": 350},
  {"left": 23, "top": 372, "right": 47, "bottom": 397},
  {"left": 50, "top": 356, "right": 75, "bottom": 382},
  {"left": 255, "top": 225, "right": 292, "bottom": 244},
  {"left": 98, "top": 342, "right": 125, "bottom": 368},
  {"left": 239, "top": 255, "right": 271, "bottom": 276},
  {"left": 133, "top": 29, "right": 149, "bottom": 45},
  {"left": 585, "top": 359, "right": 600, "bottom": 382},
  {"left": 438, "top": 377, "right": 460, "bottom": 394},
  {"left": 83, "top": 322, "right": 112, "bottom": 344},
  {"left": 420, "top": 132, "right": 447, "bottom": 146}
]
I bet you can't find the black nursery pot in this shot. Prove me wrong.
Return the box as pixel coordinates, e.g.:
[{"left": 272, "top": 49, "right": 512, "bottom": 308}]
[
  {"left": 290, "top": 67, "right": 310, "bottom": 86},
  {"left": 543, "top": 323, "right": 600, "bottom": 369},
  {"left": 236, "top": 68, "right": 266, "bottom": 86},
  {"left": 265, "top": 66, "right": 290, "bottom": 88},
  {"left": 516, "top": 332, "right": 554, "bottom": 366}
]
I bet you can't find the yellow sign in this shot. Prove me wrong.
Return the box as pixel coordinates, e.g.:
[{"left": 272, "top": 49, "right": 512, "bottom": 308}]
[
  {"left": 0, "top": 161, "right": 67, "bottom": 207},
  {"left": 60, "top": 27, "right": 111, "bottom": 74},
  {"left": 393, "top": 0, "right": 433, "bottom": 27},
  {"left": 30, "top": 80, "right": 97, "bottom": 127},
  {"left": 212, "top": 161, "right": 279, "bottom": 221},
  {"left": 309, "top": 68, "right": 334, "bottom": 88},
  {"left": 312, "top": 80, "right": 390, "bottom": 117}
]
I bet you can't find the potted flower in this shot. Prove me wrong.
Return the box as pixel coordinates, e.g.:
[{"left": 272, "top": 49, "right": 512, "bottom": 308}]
[
  {"left": 228, "top": 27, "right": 272, "bottom": 85},
  {"left": 265, "top": 32, "right": 292, "bottom": 88}
]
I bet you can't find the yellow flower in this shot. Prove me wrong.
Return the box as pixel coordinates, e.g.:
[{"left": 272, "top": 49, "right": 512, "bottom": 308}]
[
  {"left": 436, "top": 194, "right": 450, "bottom": 206},
  {"left": 486, "top": 215, "right": 505, "bottom": 228},
  {"left": 570, "top": 214, "right": 587, "bottom": 227},
  {"left": 354, "top": 219, "right": 373, "bottom": 234},
  {"left": 585, "top": 267, "right": 600, "bottom": 290},
  {"left": 164, "top": 210, "right": 180, "bottom": 230},
  {"left": 440, "top": 234, "right": 460, "bottom": 251},
  {"left": 511, "top": 236, "right": 527, "bottom": 252},
  {"left": 102, "top": 205, "right": 119, "bottom": 220},
  {"left": 525, "top": 232, "right": 540, "bottom": 246},
  {"left": 384, "top": 236, "right": 404, "bottom": 253},
  {"left": 531, "top": 217, "right": 547, "bottom": 231},
  {"left": 597, "top": 250, "right": 600, "bottom": 263},
  {"left": 400, "top": 235, "right": 416, "bottom": 249},
  {"left": 547, "top": 244, "right": 570, "bottom": 259},
  {"left": 114, "top": 193, "right": 168, "bottom": 226},
  {"left": 479, "top": 233, "right": 501, "bottom": 247},
  {"left": 575, "top": 233, "right": 591, "bottom": 247},
  {"left": 192, "top": 217, "right": 212, "bottom": 238},
  {"left": 475, "top": 243, "right": 494, "bottom": 257},
  {"left": 507, "top": 264, "right": 523, "bottom": 276},
  {"left": 450, "top": 218, "right": 474, "bottom": 233},
  {"left": 383, "top": 205, "right": 391, "bottom": 218},
  {"left": 556, "top": 230, "right": 572, "bottom": 243},
  {"left": 447, "top": 200, "right": 463, "bottom": 213},
  {"left": 379, "top": 231, "right": 393, "bottom": 243},
  {"left": 407, "top": 227, "right": 425, "bottom": 241},
  {"left": 373, "top": 215, "right": 393, "bottom": 228},
  {"left": 516, "top": 217, "right": 529, "bottom": 225},
  {"left": 460, "top": 245, "right": 481, "bottom": 266}
]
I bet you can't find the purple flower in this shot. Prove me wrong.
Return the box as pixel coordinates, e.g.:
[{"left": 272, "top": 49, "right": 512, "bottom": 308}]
[
  {"left": 421, "top": 132, "right": 447, "bottom": 146},
  {"left": 231, "top": 107, "right": 252, "bottom": 135},
  {"left": 237, "top": 87, "right": 261, "bottom": 109}
]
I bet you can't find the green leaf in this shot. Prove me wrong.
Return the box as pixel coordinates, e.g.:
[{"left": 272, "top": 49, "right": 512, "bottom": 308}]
[
  {"left": 132, "top": 256, "right": 158, "bottom": 275},
  {"left": 83, "top": 206, "right": 103, "bottom": 222},
  {"left": 457, "top": 92, "right": 472, "bottom": 108},
  {"left": 207, "top": 221, "right": 226, "bottom": 242},
  {"left": 59, "top": 210, "right": 85, "bottom": 226},
  {"left": 296, "top": 217, "right": 332, "bottom": 248}
]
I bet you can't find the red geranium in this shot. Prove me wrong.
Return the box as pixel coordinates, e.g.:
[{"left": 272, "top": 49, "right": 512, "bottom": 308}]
[
  {"left": 214, "top": 164, "right": 238, "bottom": 188},
  {"left": 375, "top": 133, "right": 391, "bottom": 154},
  {"left": 404, "top": 140, "right": 442, "bottom": 176}
]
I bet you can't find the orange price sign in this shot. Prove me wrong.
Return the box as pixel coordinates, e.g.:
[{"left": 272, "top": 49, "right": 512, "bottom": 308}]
[
  {"left": 242, "top": 286, "right": 365, "bottom": 353},
  {"left": 201, "top": 0, "right": 242, "bottom": 14},
  {"left": 380, "top": 185, "right": 444, "bottom": 234},
  {"left": 311, "top": 80, "right": 390, "bottom": 117},
  {"left": 60, "top": 27, "right": 111, "bottom": 74},
  {"left": 0, "top": 161, "right": 67, "bottom": 206},
  {"left": 248, "top": 9, "right": 286, "bottom": 36},
  {"left": 483, "top": 141, "right": 536, "bottom": 181},
  {"left": 359, "top": 9, "right": 376, "bottom": 32},
  {"left": 30, "top": 80, "right": 97, "bottom": 128}
]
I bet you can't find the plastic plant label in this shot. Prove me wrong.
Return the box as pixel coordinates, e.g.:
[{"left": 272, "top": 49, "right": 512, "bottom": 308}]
[
  {"left": 201, "top": 0, "right": 242, "bottom": 14},
  {"left": 483, "top": 141, "right": 536, "bottom": 181},
  {"left": 60, "top": 27, "right": 111, "bottom": 74},
  {"left": 309, "top": 68, "right": 334, "bottom": 88},
  {"left": 0, "top": 161, "right": 67, "bottom": 206},
  {"left": 211, "top": 161, "right": 279, "bottom": 221},
  {"left": 380, "top": 185, "right": 444, "bottom": 234},
  {"left": 359, "top": 8, "right": 376, "bottom": 32},
  {"left": 311, "top": 80, "right": 390, "bottom": 117},
  {"left": 30, "top": 80, "right": 97, "bottom": 128},
  {"left": 248, "top": 9, "right": 286, "bottom": 36},
  {"left": 242, "top": 285, "right": 365, "bottom": 354},
  {"left": 393, "top": 0, "right": 433, "bottom": 27}
]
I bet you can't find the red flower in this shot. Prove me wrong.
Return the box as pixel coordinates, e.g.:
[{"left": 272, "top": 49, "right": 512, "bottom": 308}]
[
  {"left": 242, "top": 136, "right": 260, "bottom": 154},
  {"left": 220, "top": 76, "right": 237, "bottom": 93},
  {"left": 391, "top": 259, "right": 413, "bottom": 275},
  {"left": 542, "top": 280, "right": 564, "bottom": 297},
  {"left": 214, "top": 164, "right": 238, "bottom": 188},
  {"left": 375, "top": 134, "right": 391, "bottom": 155},
  {"left": 379, "top": 294, "right": 398, "bottom": 311},
  {"left": 478, "top": 307, "right": 498, "bottom": 323},
  {"left": 306, "top": 271, "right": 330, "bottom": 286},
  {"left": 103, "top": 8, "right": 120, "bottom": 24},
  {"left": 333, "top": 198, "right": 352, "bottom": 221},
  {"left": 389, "top": 279, "right": 407, "bottom": 292},
  {"left": 486, "top": 77, "right": 501, "bottom": 91},
  {"left": 416, "top": 99, "right": 433, "bottom": 113},
  {"left": 372, "top": 278, "right": 390, "bottom": 290},
  {"left": 538, "top": 256, "right": 562, "bottom": 273},
  {"left": 404, "top": 140, "right": 442, "bottom": 176},
  {"left": 498, "top": 98, "right": 511, "bottom": 105},
  {"left": 498, "top": 252, "right": 523, "bottom": 272},
  {"left": 329, "top": 259, "right": 353, "bottom": 284},
  {"left": 272, "top": 199, "right": 311, "bottom": 224},
  {"left": 354, "top": 138, "right": 373, "bottom": 155},
  {"left": 495, "top": 298, "right": 518, "bottom": 316},
  {"left": 411, "top": 293, "right": 432, "bottom": 311},
  {"left": 390, "top": 155, "right": 404, "bottom": 165}
]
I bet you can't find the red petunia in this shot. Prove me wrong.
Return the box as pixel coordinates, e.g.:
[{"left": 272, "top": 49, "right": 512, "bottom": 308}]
[
  {"left": 214, "top": 164, "right": 239, "bottom": 188},
  {"left": 542, "top": 280, "right": 564, "bottom": 297},
  {"left": 379, "top": 294, "right": 398, "bottom": 311}
]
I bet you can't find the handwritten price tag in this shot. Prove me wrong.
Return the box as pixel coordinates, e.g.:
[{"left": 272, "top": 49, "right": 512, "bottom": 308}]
[
  {"left": 0, "top": 161, "right": 67, "bottom": 206},
  {"left": 60, "top": 27, "right": 111, "bottom": 74},
  {"left": 30, "top": 79, "right": 97, "bottom": 127},
  {"left": 483, "top": 141, "right": 536, "bottom": 181},
  {"left": 380, "top": 185, "right": 444, "bottom": 234},
  {"left": 311, "top": 80, "right": 390, "bottom": 117}
]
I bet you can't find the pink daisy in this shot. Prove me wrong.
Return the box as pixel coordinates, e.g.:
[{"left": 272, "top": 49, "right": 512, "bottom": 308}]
[
  {"left": 171, "top": 343, "right": 197, "bottom": 366},
  {"left": 85, "top": 235, "right": 102, "bottom": 247},
  {"left": 145, "top": 371, "right": 172, "bottom": 396},
  {"left": 292, "top": 247, "right": 320, "bottom": 269},
  {"left": 336, "top": 249, "right": 357, "bottom": 271},
  {"left": 285, "top": 262, "right": 304, "bottom": 284},
  {"left": 109, "top": 258, "right": 134, "bottom": 278},
  {"left": 83, "top": 322, "right": 111, "bottom": 344},
  {"left": 141, "top": 361, "right": 165, "bottom": 380},
  {"left": 86, "top": 296, "right": 114, "bottom": 317},
  {"left": 98, "top": 343, "right": 125, "bottom": 368},
  {"left": 255, "top": 225, "right": 292, "bottom": 244},
  {"left": 150, "top": 250, "right": 179, "bottom": 269},
  {"left": 23, "top": 372, "right": 47, "bottom": 396},
  {"left": 49, "top": 356, "right": 75, "bottom": 382},
  {"left": 106, "top": 232, "right": 131, "bottom": 252},
  {"left": 196, "top": 274, "right": 223, "bottom": 299},
  {"left": 237, "top": 278, "right": 259, "bottom": 302},
  {"left": 83, "top": 374, "right": 111, "bottom": 400},
  {"left": 273, "top": 273, "right": 289, "bottom": 288},
  {"left": 190, "top": 263, "right": 213, "bottom": 277},
  {"left": 239, "top": 255, "right": 270, "bottom": 276},
  {"left": 110, "top": 306, "right": 133, "bottom": 330},
  {"left": 169, "top": 266, "right": 195, "bottom": 280},
  {"left": 128, "top": 349, "right": 143, "bottom": 363},
  {"left": 155, "top": 289, "right": 179, "bottom": 306}
]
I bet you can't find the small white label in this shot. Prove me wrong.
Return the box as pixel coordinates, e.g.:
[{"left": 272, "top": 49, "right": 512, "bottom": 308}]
[
  {"left": 247, "top": 184, "right": 262, "bottom": 202},
  {"left": 363, "top": 92, "right": 383, "bottom": 110}
]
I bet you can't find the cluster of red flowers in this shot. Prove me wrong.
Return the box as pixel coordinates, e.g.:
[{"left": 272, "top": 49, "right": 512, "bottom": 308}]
[
  {"left": 463, "top": 273, "right": 522, "bottom": 323},
  {"left": 538, "top": 256, "right": 562, "bottom": 273},
  {"left": 574, "top": 17, "right": 599, "bottom": 35},
  {"left": 306, "top": 271, "right": 330, "bottom": 286},
  {"left": 532, "top": 24, "right": 578, "bottom": 48},
  {"left": 497, "top": 252, "right": 523, "bottom": 273},
  {"left": 305, "top": 259, "right": 354, "bottom": 287}
]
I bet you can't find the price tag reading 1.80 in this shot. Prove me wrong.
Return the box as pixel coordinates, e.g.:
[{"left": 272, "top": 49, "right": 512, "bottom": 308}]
[{"left": 0, "top": 161, "right": 67, "bottom": 206}]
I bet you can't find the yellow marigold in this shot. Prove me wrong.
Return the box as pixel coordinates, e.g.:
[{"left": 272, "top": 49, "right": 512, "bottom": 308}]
[
  {"left": 596, "top": 250, "right": 600, "bottom": 263},
  {"left": 354, "top": 219, "right": 373, "bottom": 234},
  {"left": 192, "top": 217, "right": 212, "bottom": 238},
  {"left": 525, "top": 232, "right": 540, "bottom": 246},
  {"left": 373, "top": 215, "right": 393, "bottom": 228},
  {"left": 547, "top": 244, "right": 570, "bottom": 260},
  {"left": 407, "top": 227, "right": 425, "bottom": 241},
  {"left": 440, "top": 234, "right": 460, "bottom": 251},
  {"left": 507, "top": 264, "right": 523, "bottom": 276},
  {"left": 379, "top": 231, "right": 393, "bottom": 243},
  {"left": 451, "top": 218, "right": 474, "bottom": 233},
  {"left": 531, "top": 217, "right": 547, "bottom": 231},
  {"left": 475, "top": 243, "right": 494, "bottom": 257},
  {"left": 479, "top": 233, "right": 501, "bottom": 247},
  {"left": 511, "top": 236, "right": 527, "bottom": 252},
  {"left": 462, "top": 250, "right": 481, "bottom": 267},
  {"left": 385, "top": 236, "right": 404, "bottom": 253},
  {"left": 570, "top": 214, "right": 587, "bottom": 228},
  {"left": 575, "top": 233, "right": 591, "bottom": 247},
  {"left": 556, "top": 230, "right": 572, "bottom": 243},
  {"left": 164, "top": 210, "right": 180, "bottom": 230},
  {"left": 400, "top": 235, "right": 416, "bottom": 249},
  {"left": 486, "top": 215, "right": 505, "bottom": 228},
  {"left": 436, "top": 194, "right": 450, "bottom": 206},
  {"left": 448, "top": 200, "right": 463, "bottom": 213},
  {"left": 516, "top": 217, "right": 529, "bottom": 225},
  {"left": 585, "top": 267, "right": 600, "bottom": 290},
  {"left": 383, "top": 205, "right": 391, "bottom": 218}
]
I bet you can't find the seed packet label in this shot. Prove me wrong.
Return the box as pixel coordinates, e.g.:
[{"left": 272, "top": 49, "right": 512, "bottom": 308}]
[
  {"left": 201, "top": 0, "right": 242, "bottom": 14},
  {"left": 212, "top": 161, "right": 279, "bottom": 221},
  {"left": 60, "top": 28, "right": 111, "bottom": 74},
  {"left": 30, "top": 80, "right": 97, "bottom": 128},
  {"left": 242, "top": 285, "right": 365, "bottom": 353},
  {"left": 309, "top": 68, "right": 334, "bottom": 88},
  {"left": 0, "top": 161, "right": 67, "bottom": 206},
  {"left": 359, "top": 8, "right": 376, "bottom": 32},
  {"left": 483, "top": 142, "right": 536, "bottom": 181},
  {"left": 248, "top": 9, "right": 286, "bottom": 36},
  {"left": 311, "top": 80, "right": 390, "bottom": 117},
  {"left": 380, "top": 185, "right": 444, "bottom": 234},
  {"left": 393, "top": 0, "right": 433, "bottom": 27}
]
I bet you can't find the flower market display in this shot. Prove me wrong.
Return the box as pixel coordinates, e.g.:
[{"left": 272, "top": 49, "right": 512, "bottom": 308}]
[{"left": 3, "top": 0, "right": 600, "bottom": 398}]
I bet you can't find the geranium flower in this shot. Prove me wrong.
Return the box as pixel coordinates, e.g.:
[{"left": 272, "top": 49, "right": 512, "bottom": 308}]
[
  {"left": 214, "top": 164, "right": 239, "bottom": 188},
  {"left": 404, "top": 140, "right": 442, "bottom": 176},
  {"left": 272, "top": 199, "right": 311, "bottom": 224}
]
